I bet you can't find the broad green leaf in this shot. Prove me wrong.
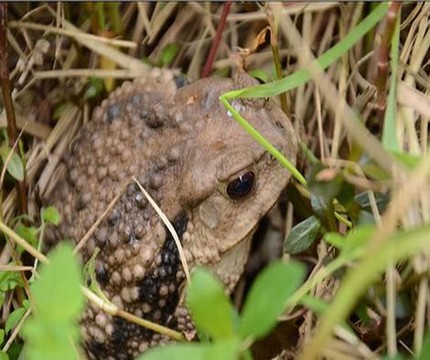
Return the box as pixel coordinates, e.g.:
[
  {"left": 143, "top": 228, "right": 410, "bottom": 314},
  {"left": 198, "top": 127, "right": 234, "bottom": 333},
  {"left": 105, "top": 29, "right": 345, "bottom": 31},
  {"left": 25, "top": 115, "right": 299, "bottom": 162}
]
[
  {"left": 336, "top": 181, "right": 355, "bottom": 210},
  {"left": 0, "top": 351, "right": 8, "bottom": 360},
  {"left": 310, "top": 194, "right": 328, "bottom": 218},
  {"left": 139, "top": 338, "right": 239, "bottom": 360},
  {"left": 30, "top": 242, "right": 83, "bottom": 320},
  {"left": 354, "top": 192, "right": 390, "bottom": 213},
  {"left": 5, "top": 306, "right": 26, "bottom": 333},
  {"left": 15, "top": 224, "right": 38, "bottom": 248},
  {"left": 310, "top": 194, "right": 336, "bottom": 232},
  {"left": 22, "top": 243, "right": 84, "bottom": 360},
  {"left": 41, "top": 206, "right": 61, "bottom": 226},
  {"left": 0, "top": 270, "right": 23, "bottom": 307},
  {"left": 22, "top": 321, "right": 78, "bottom": 360},
  {"left": 284, "top": 216, "right": 321, "bottom": 255},
  {"left": 307, "top": 165, "right": 344, "bottom": 203},
  {"left": 239, "top": 261, "right": 305, "bottom": 340},
  {"left": 356, "top": 210, "right": 376, "bottom": 226},
  {"left": 0, "top": 146, "right": 24, "bottom": 181},
  {"left": 186, "top": 268, "right": 236, "bottom": 340},
  {"left": 4, "top": 341, "right": 22, "bottom": 359},
  {"left": 139, "top": 343, "right": 207, "bottom": 360}
]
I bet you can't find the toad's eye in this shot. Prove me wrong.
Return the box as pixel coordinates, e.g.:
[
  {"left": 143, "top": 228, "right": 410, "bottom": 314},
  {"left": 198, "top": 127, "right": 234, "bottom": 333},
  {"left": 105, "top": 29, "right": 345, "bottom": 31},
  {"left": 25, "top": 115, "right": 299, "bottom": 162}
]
[{"left": 226, "top": 171, "right": 255, "bottom": 200}]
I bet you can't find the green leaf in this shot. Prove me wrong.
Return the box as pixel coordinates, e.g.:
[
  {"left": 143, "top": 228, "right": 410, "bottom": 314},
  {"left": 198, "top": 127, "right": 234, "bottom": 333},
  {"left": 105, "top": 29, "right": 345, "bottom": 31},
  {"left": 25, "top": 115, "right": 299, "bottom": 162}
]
[
  {"left": 307, "top": 165, "right": 344, "bottom": 203},
  {"left": 356, "top": 210, "right": 376, "bottom": 226},
  {"left": 5, "top": 306, "right": 26, "bottom": 333},
  {"left": 248, "top": 69, "right": 271, "bottom": 83},
  {"left": 138, "top": 338, "right": 239, "bottom": 360},
  {"left": 0, "top": 270, "right": 23, "bottom": 307},
  {"left": 239, "top": 261, "right": 305, "bottom": 340},
  {"left": 15, "top": 224, "right": 38, "bottom": 248},
  {"left": 22, "top": 243, "right": 84, "bottom": 360},
  {"left": 284, "top": 216, "right": 322, "bottom": 255},
  {"left": 383, "top": 356, "right": 405, "bottom": 360},
  {"left": 325, "top": 225, "right": 374, "bottom": 254},
  {"left": 300, "top": 294, "right": 329, "bottom": 316},
  {"left": 354, "top": 192, "right": 390, "bottom": 213},
  {"left": 84, "top": 77, "right": 105, "bottom": 100},
  {"left": 186, "top": 268, "right": 236, "bottom": 340},
  {"left": 0, "top": 146, "right": 24, "bottom": 181},
  {"left": 139, "top": 343, "right": 207, "bottom": 360},
  {"left": 0, "top": 351, "right": 8, "bottom": 360},
  {"left": 41, "top": 206, "right": 61, "bottom": 226},
  {"left": 390, "top": 150, "right": 421, "bottom": 169},
  {"left": 323, "top": 232, "right": 344, "bottom": 249},
  {"left": 0, "top": 329, "right": 4, "bottom": 344},
  {"left": 52, "top": 103, "right": 71, "bottom": 121},
  {"left": 310, "top": 194, "right": 336, "bottom": 232},
  {"left": 158, "top": 43, "right": 180, "bottom": 67},
  {"left": 31, "top": 242, "right": 82, "bottom": 320}
]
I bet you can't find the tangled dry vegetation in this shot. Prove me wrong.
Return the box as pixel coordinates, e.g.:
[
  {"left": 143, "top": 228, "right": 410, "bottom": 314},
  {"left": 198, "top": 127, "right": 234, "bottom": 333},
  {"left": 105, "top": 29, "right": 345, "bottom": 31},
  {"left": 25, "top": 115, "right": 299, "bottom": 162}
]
[{"left": 1, "top": 2, "right": 430, "bottom": 360}]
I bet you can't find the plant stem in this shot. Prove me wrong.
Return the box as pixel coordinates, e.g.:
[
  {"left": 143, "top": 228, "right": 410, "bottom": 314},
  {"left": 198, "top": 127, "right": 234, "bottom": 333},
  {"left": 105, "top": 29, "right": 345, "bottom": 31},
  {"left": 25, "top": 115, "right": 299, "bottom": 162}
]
[
  {"left": 0, "top": 2, "right": 27, "bottom": 215},
  {"left": 374, "top": 2, "right": 401, "bottom": 126},
  {"left": 201, "top": 2, "right": 231, "bottom": 78}
]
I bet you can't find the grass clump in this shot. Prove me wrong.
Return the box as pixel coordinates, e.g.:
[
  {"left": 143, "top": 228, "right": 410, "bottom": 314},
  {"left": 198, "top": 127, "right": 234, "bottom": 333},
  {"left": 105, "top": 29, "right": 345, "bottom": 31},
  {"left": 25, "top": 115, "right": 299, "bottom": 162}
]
[{"left": 1, "top": 2, "right": 430, "bottom": 360}]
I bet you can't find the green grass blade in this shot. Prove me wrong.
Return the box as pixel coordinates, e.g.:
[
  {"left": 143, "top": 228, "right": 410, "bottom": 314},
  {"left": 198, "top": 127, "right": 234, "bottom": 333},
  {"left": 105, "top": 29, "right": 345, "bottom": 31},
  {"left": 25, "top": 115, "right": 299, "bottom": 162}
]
[
  {"left": 219, "top": 97, "right": 306, "bottom": 185},
  {"left": 302, "top": 221, "right": 430, "bottom": 358},
  {"left": 382, "top": 15, "right": 400, "bottom": 151},
  {"left": 219, "top": 3, "right": 389, "bottom": 186},
  {"left": 222, "top": 2, "right": 389, "bottom": 100}
]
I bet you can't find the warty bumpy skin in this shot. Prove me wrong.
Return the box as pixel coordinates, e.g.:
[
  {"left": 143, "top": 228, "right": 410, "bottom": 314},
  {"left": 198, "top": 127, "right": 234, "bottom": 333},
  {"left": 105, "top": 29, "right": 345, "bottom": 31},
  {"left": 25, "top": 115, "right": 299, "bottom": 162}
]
[{"left": 45, "top": 68, "right": 298, "bottom": 359}]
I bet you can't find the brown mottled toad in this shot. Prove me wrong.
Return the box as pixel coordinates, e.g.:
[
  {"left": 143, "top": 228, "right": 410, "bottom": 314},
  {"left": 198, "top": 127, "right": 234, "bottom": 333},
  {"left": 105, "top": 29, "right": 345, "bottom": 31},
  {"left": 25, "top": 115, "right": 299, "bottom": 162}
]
[{"left": 46, "top": 68, "right": 297, "bottom": 359}]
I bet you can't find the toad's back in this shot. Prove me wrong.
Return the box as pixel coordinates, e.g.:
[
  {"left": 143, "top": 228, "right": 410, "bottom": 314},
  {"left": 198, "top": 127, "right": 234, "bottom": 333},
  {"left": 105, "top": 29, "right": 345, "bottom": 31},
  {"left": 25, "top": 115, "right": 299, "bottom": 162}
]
[{"left": 46, "top": 69, "right": 298, "bottom": 359}]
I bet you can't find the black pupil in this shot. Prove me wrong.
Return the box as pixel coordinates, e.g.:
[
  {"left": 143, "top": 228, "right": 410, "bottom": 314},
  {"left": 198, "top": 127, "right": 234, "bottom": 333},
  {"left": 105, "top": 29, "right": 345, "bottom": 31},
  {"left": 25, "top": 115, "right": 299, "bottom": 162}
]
[{"left": 226, "top": 171, "right": 255, "bottom": 200}]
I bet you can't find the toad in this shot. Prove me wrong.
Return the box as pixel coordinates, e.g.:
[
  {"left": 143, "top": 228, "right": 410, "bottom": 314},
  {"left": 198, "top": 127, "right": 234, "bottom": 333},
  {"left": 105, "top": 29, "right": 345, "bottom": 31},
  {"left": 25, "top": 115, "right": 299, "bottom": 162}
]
[{"left": 46, "top": 68, "right": 298, "bottom": 359}]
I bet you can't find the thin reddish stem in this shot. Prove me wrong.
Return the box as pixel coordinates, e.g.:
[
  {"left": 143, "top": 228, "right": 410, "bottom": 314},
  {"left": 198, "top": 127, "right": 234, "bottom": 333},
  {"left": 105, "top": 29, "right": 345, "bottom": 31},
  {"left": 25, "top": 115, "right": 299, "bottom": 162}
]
[
  {"left": 201, "top": 2, "right": 232, "bottom": 78},
  {"left": 0, "top": 2, "right": 28, "bottom": 215}
]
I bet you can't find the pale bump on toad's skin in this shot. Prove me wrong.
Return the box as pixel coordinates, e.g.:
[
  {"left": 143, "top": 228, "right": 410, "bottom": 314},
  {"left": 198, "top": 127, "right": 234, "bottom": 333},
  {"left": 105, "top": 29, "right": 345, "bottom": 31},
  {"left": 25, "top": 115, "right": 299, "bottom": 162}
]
[{"left": 45, "top": 68, "right": 298, "bottom": 359}]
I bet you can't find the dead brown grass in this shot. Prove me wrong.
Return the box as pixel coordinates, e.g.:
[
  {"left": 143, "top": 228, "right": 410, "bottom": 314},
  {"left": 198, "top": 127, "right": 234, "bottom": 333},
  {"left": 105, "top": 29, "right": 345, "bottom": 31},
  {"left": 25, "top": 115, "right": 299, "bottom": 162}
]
[{"left": 1, "top": 2, "right": 430, "bottom": 360}]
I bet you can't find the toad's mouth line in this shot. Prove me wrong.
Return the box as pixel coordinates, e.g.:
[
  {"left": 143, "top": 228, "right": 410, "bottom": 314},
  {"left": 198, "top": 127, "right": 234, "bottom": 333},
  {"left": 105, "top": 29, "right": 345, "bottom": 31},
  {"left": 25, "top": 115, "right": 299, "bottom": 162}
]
[{"left": 218, "top": 225, "right": 256, "bottom": 257}]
